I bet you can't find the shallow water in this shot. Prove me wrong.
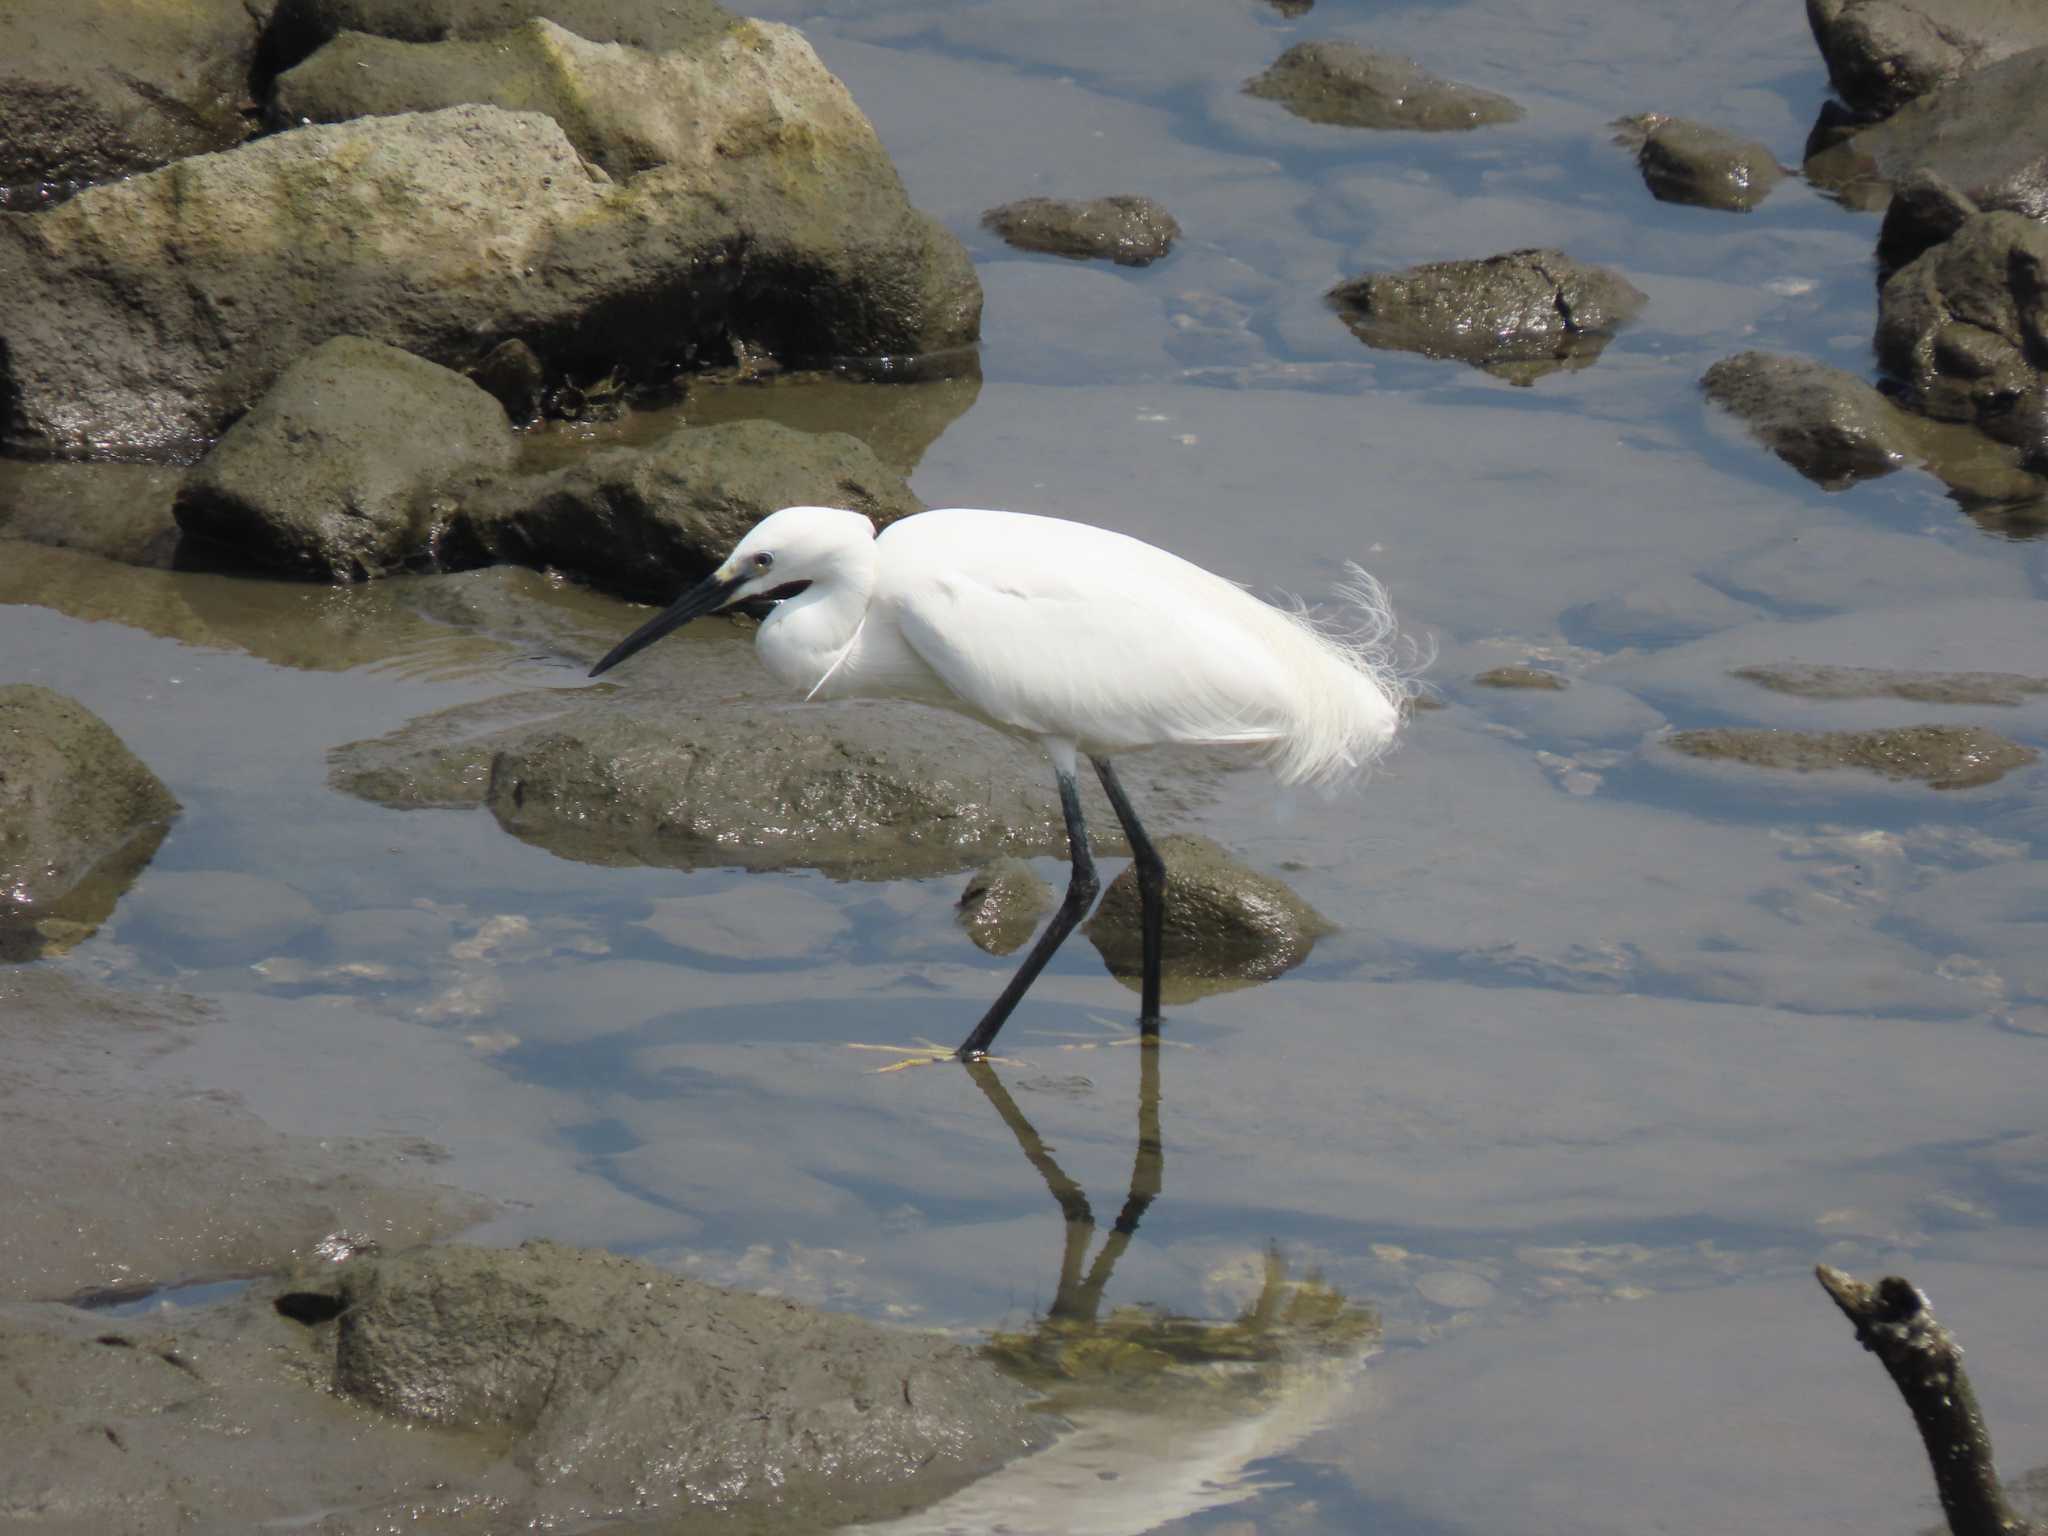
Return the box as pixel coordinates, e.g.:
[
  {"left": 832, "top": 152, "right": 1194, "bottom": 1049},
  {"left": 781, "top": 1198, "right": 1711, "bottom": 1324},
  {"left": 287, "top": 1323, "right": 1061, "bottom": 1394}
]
[{"left": 6, "top": 0, "right": 2048, "bottom": 1531}]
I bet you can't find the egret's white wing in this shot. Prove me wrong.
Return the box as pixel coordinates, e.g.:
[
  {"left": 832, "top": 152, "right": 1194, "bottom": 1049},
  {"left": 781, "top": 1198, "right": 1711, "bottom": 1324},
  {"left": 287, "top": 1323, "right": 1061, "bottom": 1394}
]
[{"left": 879, "top": 510, "right": 1300, "bottom": 755}]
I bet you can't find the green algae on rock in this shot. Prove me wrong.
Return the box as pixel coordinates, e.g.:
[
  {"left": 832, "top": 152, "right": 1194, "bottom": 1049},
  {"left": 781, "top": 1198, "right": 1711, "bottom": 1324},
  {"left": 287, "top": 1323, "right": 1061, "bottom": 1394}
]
[
  {"left": 1733, "top": 664, "right": 2048, "bottom": 707},
  {"left": 1667, "top": 724, "right": 2037, "bottom": 789}
]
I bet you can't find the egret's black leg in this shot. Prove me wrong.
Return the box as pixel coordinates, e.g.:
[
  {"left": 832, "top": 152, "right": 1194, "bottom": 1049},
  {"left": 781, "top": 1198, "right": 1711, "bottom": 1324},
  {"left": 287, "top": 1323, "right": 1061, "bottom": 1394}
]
[
  {"left": 1091, "top": 757, "right": 1166, "bottom": 1031},
  {"left": 956, "top": 766, "right": 1099, "bottom": 1060}
]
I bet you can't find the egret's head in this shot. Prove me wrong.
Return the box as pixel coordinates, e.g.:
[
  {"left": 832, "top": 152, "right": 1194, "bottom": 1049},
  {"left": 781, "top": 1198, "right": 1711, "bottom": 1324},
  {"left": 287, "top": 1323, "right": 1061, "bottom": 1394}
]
[{"left": 589, "top": 505, "right": 876, "bottom": 677}]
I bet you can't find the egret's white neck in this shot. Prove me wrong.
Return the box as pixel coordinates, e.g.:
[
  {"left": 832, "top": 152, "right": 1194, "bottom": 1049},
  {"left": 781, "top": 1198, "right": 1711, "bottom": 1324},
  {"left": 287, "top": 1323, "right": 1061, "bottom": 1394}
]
[{"left": 752, "top": 542, "right": 877, "bottom": 697}]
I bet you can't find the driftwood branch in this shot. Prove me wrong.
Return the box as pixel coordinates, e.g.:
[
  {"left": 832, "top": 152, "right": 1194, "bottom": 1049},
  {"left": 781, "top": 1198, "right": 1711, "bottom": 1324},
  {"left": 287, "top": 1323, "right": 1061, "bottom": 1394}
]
[{"left": 1815, "top": 1265, "right": 2040, "bottom": 1536}]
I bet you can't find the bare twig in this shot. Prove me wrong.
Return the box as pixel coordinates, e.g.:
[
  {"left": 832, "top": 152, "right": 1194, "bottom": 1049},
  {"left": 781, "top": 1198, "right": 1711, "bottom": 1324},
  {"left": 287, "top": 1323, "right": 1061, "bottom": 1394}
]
[{"left": 1815, "top": 1265, "right": 2040, "bottom": 1536}]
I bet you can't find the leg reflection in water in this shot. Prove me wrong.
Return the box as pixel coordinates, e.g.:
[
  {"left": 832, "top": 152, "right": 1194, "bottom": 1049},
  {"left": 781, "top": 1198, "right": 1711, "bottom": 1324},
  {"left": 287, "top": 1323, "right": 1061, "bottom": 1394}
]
[{"left": 966, "top": 1041, "right": 1164, "bottom": 1327}]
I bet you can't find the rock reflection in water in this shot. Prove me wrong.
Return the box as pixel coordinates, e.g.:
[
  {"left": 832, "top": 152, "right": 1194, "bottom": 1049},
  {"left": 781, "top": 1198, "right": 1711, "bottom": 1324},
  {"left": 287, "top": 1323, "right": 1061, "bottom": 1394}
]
[{"left": 862, "top": 1048, "right": 1379, "bottom": 1536}]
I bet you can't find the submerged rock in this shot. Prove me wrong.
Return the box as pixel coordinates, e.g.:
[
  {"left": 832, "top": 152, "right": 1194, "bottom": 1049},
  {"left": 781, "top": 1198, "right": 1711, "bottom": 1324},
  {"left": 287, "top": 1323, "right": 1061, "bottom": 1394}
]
[
  {"left": 1616, "top": 115, "right": 1783, "bottom": 212},
  {"left": 319, "top": 1241, "right": 1048, "bottom": 1522},
  {"left": 1473, "top": 666, "right": 1567, "bottom": 690},
  {"left": 982, "top": 195, "right": 1182, "bottom": 267},
  {"left": 1330, "top": 250, "right": 1645, "bottom": 383},
  {"left": 0, "top": 686, "right": 179, "bottom": 961},
  {"left": 174, "top": 338, "right": 515, "bottom": 581},
  {"left": 0, "top": 0, "right": 256, "bottom": 203},
  {"left": 1244, "top": 41, "right": 1522, "bottom": 131},
  {"left": 958, "top": 857, "right": 1055, "bottom": 955},
  {"left": 1733, "top": 663, "right": 2048, "bottom": 706},
  {"left": 1804, "top": 0, "right": 2048, "bottom": 117},
  {"left": 1667, "top": 724, "right": 2036, "bottom": 789},
  {"left": 1085, "top": 833, "right": 1331, "bottom": 1000}
]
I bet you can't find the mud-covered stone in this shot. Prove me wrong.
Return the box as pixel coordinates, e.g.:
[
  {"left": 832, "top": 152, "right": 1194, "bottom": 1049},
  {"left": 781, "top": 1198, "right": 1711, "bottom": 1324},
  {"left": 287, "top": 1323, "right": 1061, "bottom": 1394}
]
[
  {"left": 1667, "top": 724, "right": 2036, "bottom": 789},
  {"left": 982, "top": 196, "right": 1182, "bottom": 267},
  {"left": 1617, "top": 115, "right": 1783, "bottom": 212},
  {"left": 0, "top": 461, "right": 184, "bottom": 567},
  {"left": 1702, "top": 351, "right": 1918, "bottom": 487},
  {"left": 1804, "top": 46, "right": 2048, "bottom": 221},
  {"left": 327, "top": 1240, "right": 1049, "bottom": 1517},
  {"left": 1245, "top": 41, "right": 1522, "bottom": 130},
  {"left": 1804, "top": 0, "right": 2048, "bottom": 117},
  {"left": 1330, "top": 249, "right": 1644, "bottom": 383},
  {"left": 1875, "top": 212, "right": 2048, "bottom": 466},
  {"left": 442, "top": 419, "right": 922, "bottom": 600},
  {"left": 0, "top": 0, "right": 257, "bottom": 205},
  {"left": 1085, "top": 833, "right": 1330, "bottom": 997},
  {"left": 174, "top": 338, "right": 514, "bottom": 581},
  {"left": 0, "top": 686, "right": 179, "bottom": 961},
  {"left": 957, "top": 857, "right": 1054, "bottom": 955}
]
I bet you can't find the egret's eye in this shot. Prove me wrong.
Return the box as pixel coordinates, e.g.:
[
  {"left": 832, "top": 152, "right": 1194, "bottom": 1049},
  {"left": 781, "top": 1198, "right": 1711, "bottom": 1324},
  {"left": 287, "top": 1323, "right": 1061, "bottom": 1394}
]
[{"left": 751, "top": 551, "right": 774, "bottom": 572}]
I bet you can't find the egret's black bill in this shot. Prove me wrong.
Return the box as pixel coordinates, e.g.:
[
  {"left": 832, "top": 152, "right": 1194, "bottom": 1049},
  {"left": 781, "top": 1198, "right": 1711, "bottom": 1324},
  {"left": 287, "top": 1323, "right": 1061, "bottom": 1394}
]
[{"left": 589, "top": 571, "right": 744, "bottom": 677}]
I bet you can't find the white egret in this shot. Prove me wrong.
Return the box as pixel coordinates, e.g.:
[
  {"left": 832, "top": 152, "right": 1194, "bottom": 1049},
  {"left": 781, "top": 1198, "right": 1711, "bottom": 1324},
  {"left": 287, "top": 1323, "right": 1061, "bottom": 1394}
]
[{"left": 589, "top": 506, "right": 1407, "bottom": 1060}]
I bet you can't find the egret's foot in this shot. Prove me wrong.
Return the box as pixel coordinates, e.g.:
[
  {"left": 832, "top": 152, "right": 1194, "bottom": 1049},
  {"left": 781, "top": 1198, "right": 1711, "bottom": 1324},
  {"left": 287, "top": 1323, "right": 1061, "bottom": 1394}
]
[{"left": 846, "top": 1040, "right": 1021, "bottom": 1073}]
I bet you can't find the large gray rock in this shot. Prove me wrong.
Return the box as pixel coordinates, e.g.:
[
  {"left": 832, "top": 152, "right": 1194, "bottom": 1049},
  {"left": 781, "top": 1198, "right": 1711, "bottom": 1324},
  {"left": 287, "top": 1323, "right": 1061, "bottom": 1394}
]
[
  {"left": 1875, "top": 212, "right": 2048, "bottom": 466},
  {"left": 1, "top": 86, "right": 977, "bottom": 458},
  {"left": 1330, "top": 250, "right": 1645, "bottom": 384},
  {"left": 981, "top": 195, "right": 1182, "bottom": 267},
  {"left": 0, "top": 686, "right": 179, "bottom": 961},
  {"left": 174, "top": 337, "right": 515, "bottom": 580},
  {"left": 321, "top": 1241, "right": 1049, "bottom": 1522},
  {"left": 329, "top": 652, "right": 1224, "bottom": 878},
  {"left": 441, "top": 418, "right": 922, "bottom": 600},
  {"left": 1804, "top": 46, "right": 2048, "bottom": 224},
  {"left": 0, "top": 0, "right": 257, "bottom": 203},
  {"left": 1244, "top": 41, "right": 1522, "bottom": 130},
  {"left": 1805, "top": 0, "right": 2048, "bottom": 117},
  {"left": 1085, "top": 833, "right": 1331, "bottom": 1000}
]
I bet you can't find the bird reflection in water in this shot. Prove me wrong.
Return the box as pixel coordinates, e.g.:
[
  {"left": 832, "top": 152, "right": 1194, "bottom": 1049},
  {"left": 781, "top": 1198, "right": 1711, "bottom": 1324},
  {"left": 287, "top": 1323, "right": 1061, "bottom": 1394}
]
[
  {"left": 859, "top": 1046, "right": 1379, "bottom": 1536},
  {"left": 968, "top": 1047, "right": 1377, "bottom": 1405}
]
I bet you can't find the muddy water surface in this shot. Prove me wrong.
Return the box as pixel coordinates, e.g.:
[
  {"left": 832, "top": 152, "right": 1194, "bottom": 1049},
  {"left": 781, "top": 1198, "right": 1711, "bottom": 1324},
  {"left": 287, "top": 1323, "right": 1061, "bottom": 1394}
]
[{"left": 7, "top": 1, "right": 2048, "bottom": 1533}]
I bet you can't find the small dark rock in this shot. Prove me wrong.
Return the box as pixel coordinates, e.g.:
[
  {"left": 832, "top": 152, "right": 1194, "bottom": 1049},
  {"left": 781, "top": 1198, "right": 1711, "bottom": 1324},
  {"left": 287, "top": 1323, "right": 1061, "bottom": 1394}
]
[
  {"left": 1085, "top": 833, "right": 1331, "bottom": 998},
  {"left": 468, "top": 339, "right": 548, "bottom": 422},
  {"left": 1245, "top": 41, "right": 1523, "bottom": 131},
  {"left": 957, "top": 857, "right": 1054, "bottom": 955},
  {"left": 1805, "top": 0, "right": 2048, "bottom": 117},
  {"left": 1474, "top": 666, "right": 1567, "bottom": 690},
  {"left": 1261, "top": 0, "right": 1314, "bottom": 14},
  {"left": 1667, "top": 724, "right": 2037, "bottom": 789},
  {"left": 1330, "top": 249, "right": 1644, "bottom": 383},
  {"left": 1617, "top": 115, "right": 1784, "bottom": 213},
  {"left": 174, "top": 337, "right": 515, "bottom": 581},
  {"left": 0, "top": 686, "right": 180, "bottom": 961},
  {"left": 982, "top": 195, "right": 1182, "bottom": 267}
]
